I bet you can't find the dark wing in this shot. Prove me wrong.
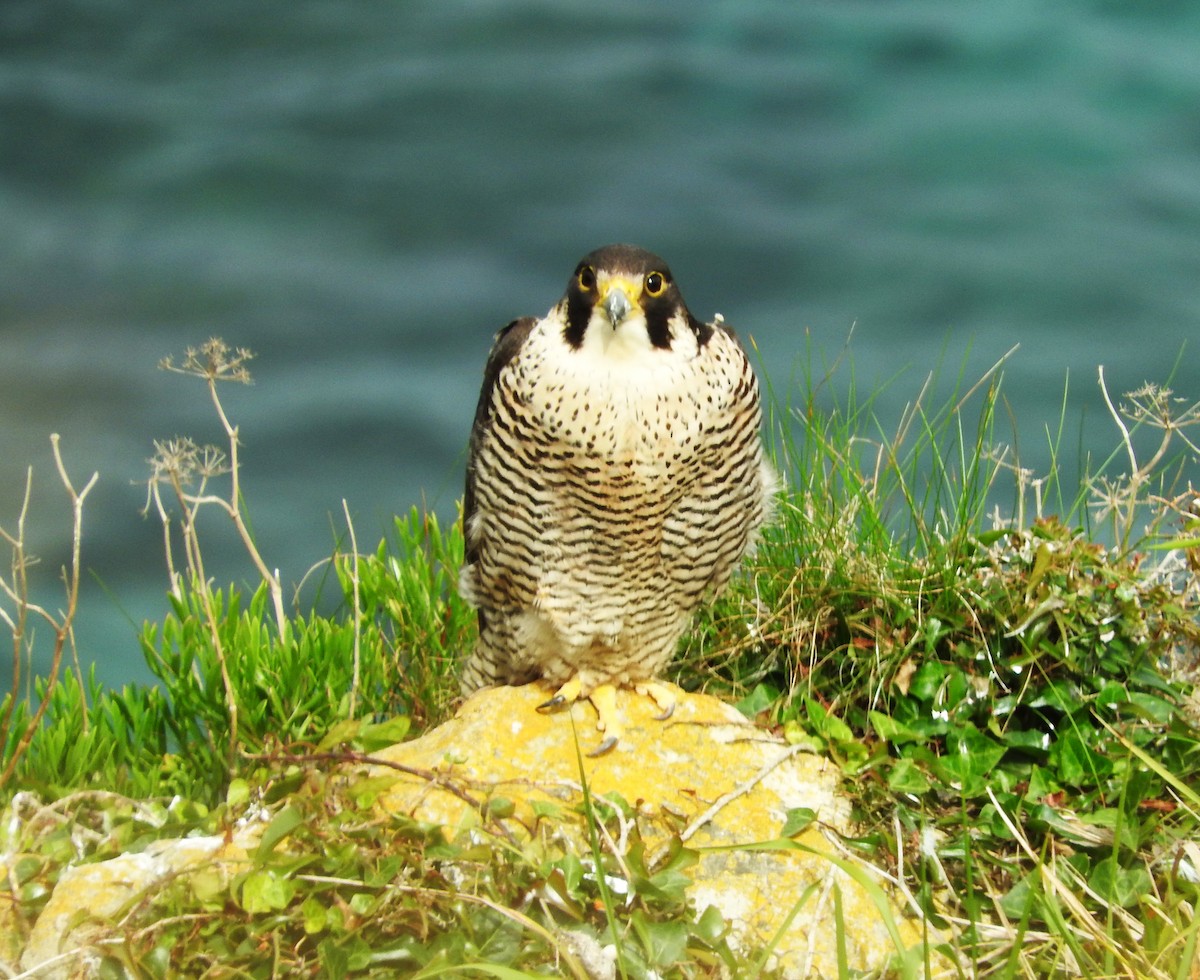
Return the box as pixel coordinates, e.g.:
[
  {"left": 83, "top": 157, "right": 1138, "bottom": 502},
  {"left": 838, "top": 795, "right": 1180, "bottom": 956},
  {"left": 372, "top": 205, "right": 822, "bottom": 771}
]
[{"left": 463, "top": 316, "right": 537, "bottom": 565}]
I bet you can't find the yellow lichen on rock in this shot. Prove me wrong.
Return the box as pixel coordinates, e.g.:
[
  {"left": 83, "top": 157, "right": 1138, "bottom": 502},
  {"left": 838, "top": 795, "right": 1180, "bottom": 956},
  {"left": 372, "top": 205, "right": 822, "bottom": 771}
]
[
  {"left": 16, "top": 685, "right": 941, "bottom": 978},
  {"left": 20, "top": 831, "right": 259, "bottom": 979},
  {"left": 372, "top": 684, "right": 936, "bottom": 978}
]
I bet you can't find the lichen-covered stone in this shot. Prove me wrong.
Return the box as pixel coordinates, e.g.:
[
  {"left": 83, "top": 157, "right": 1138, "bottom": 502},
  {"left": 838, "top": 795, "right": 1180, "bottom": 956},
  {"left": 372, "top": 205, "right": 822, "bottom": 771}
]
[
  {"left": 373, "top": 683, "right": 935, "bottom": 977},
  {"left": 20, "top": 832, "right": 258, "bottom": 979},
  {"left": 18, "top": 685, "right": 939, "bottom": 978}
]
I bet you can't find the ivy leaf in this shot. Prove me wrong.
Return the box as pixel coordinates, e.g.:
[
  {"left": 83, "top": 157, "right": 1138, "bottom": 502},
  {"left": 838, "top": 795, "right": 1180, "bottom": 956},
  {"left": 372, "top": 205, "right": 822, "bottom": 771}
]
[
  {"left": 781, "top": 807, "right": 816, "bottom": 837},
  {"left": 870, "top": 710, "right": 923, "bottom": 745},
  {"left": 1090, "top": 856, "right": 1151, "bottom": 908},
  {"left": 1048, "top": 731, "right": 1113, "bottom": 787},
  {"left": 240, "top": 868, "right": 296, "bottom": 913},
  {"left": 736, "top": 683, "right": 779, "bottom": 718},
  {"left": 935, "top": 725, "right": 1006, "bottom": 795},
  {"left": 887, "top": 758, "right": 931, "bottom": 795}
]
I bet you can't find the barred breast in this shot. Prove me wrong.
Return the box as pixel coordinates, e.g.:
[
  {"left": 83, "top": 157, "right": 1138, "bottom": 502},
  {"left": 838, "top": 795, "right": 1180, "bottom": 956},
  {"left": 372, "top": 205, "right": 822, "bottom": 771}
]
[{"left": 459, "top": 313, "right": 774, "bottom": 696}]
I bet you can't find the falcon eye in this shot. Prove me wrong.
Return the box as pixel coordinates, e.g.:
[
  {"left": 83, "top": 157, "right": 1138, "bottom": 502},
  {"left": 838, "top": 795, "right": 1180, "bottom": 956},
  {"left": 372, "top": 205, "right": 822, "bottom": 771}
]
[
  {"left": 577, "top": 265, "right": 597, "bottom": 291},
  {"left": 644, "top": 271, "right": 667, "bottom": 296}
]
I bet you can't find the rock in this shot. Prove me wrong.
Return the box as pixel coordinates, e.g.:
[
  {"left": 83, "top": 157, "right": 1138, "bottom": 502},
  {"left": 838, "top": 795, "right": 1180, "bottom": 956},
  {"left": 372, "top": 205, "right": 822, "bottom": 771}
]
[
  {"left": 18, "top": 685, "right": 938, "bottom": 978},
  {"left": 20, "top": 830, "right": 260, "bottom": 979},
  {"left": 372, "top": 684, "right": 934, "bottom": 977}
]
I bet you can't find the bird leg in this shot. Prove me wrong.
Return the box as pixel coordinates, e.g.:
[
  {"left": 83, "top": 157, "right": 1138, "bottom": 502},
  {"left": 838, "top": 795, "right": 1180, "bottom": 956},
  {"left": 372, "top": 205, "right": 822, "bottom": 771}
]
[
  {"left": 585, "top": 684, "right": 621, "bottom": 756},
  {"left": 537, "top": 678, "right": 622, "bottom": 756},
  {"left": 634, "top": 681, "right": 676, "bottom": 721},
  {"left": 537, "top": 675, "right": 583, "bottom": 712},
  {"left": 537, "top": 679, "right": 676, "bottom": 756}
]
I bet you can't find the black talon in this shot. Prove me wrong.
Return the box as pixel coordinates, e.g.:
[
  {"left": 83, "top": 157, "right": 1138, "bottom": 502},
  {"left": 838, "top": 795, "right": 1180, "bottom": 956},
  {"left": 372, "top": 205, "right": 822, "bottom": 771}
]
[
  {"left": 537, "top": 695, "right": 567, "bottom": 713},
  {"left": 587, "top": 736, "right": 618, "bottom": 757},
  {"left": 653, "top": 702, "right": 676, "bottom": 722}
]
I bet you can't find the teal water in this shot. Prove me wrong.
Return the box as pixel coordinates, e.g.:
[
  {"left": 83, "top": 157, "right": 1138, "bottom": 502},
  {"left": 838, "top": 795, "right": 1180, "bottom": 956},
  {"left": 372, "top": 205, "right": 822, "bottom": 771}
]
[{"left": 3, "top": 1, "right": 1199, "bottom": 689}]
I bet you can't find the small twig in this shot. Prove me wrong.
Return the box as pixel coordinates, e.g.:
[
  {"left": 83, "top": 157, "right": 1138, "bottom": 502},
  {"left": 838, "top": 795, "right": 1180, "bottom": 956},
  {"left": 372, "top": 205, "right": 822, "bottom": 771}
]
[
  {"left": 668, "top": 743, "right": 807, "bottom": 857},
  {"left": 6, "top": 947, "right": 93, "bottom": 980},
  {"left": 240, "top": 749, "right": 506, "bottom": 827},
  {"left": 1098, "top": 365, "right": 1137, "bottom": 475},
  {"left": 590, "top": 803, "right": 635, "bottom": 888},
  {"left": 166, "top": 466, "right": 239, "bottom": 765},
  {"left": 382, "top": 884, "right": 592, "bottom": 980},
  {"left": 0, "top": 437, "right": 98, "bottom": 789},
  {"left": 206, "top": 400, "right": 285, "bottom": 636},
  {"left": 0, "top": 468, "right": 34, "bottom": 742}
]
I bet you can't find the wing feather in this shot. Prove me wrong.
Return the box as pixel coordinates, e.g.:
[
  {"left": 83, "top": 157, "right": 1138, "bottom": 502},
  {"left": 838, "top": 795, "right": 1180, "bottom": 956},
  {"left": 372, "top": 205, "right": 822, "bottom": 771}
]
[{"left": 463, "top": 317, "right": 537, "bottom": 565}]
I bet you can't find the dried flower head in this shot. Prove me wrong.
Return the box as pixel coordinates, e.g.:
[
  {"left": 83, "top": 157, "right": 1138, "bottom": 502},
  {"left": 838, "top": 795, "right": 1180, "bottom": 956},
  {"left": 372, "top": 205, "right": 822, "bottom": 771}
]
[
  {"left": 143, "top": 437, "right": 230, "bottom": 514},
  {"left": 159, "top": 337, "right": 255, "bottom": 385}
]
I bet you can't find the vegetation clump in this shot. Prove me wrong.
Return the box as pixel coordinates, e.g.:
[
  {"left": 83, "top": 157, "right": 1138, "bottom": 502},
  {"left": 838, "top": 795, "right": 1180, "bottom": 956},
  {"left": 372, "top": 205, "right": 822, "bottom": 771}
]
[{"left": 3, "top": 337, "right": 1200, "bottom": 977}]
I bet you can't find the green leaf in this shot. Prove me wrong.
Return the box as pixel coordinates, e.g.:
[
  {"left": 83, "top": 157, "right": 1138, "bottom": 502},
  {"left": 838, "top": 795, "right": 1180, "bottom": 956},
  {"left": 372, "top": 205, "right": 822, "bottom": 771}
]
[
  {"left": 806, "top": 697, "right": 853, "bottom": 742},
  {"left": 908, "top": 661, "right": 948, "bottom": 701},
  {"left": 226, "top": 778, "right": 251, "bottom": 807},
  {"left": 781, "top": 807, "right": 817, "bottom": 837},
  {"left": 1028, "top": 681, "right": 1081, "bottom": 713},
  {"left": 991, "top": 725, "right": 1050, "bottom": 753},
  {"left": 316, "top": 719, "right": 363, "bottom": 751},
  {"left": 256, "top": 804, "right": 305, "bottom": 860},
  {"left": 999, "top": 871, "right": 1044, "bottom": 921},
  {"left": 556, "top": 853, "right": 583, "bottom": 895},
  {"left": 869, "top": 710, "right": 923, "bottom": 744},
  {"left": 694, "top": 903, "right": 728, "bottom": 945},
  {"left": 485, "top": 797, "right": 515, "bottom": 819},
  {"left": 735, "top": 683, "right": 778, "bottom": 718},
  {"left": 1089, "top": 856, "right": 1151, "bottom": 908},
  {"left": 240, "top": 868, "right": 296, "bottom": 913},
  {"left": 1047, "top": 730, "right": 1113, "bottom": 787},
  {"left": 531, "top": 800, "right": 563, "bottom": 820},
  {"left": 1126, "top": 691, "right": 1175, "bottom": 725},
  {"left": 886, "top": 758, "right": 930, "bottom": 795},
  {"left": 1025, "top": 541, "right": 1055, "bottom": 599},
  {"left": 318, "top": 939, "right": 349, "bottom": 979},
  {"left": 301, "top": 895, "right": 328, "bottom": 934},
  {"left": 781, "top": 720, "right": 824, "bottom": 752},
  {"left": 637, "top": 913, "right": 688, "bottom": 966},
  {"left": 935, "top": 724, "right": 1007, "bottom": 795},
  {"left": 356, "top": 715, "right": 412, "bottom": 751}
]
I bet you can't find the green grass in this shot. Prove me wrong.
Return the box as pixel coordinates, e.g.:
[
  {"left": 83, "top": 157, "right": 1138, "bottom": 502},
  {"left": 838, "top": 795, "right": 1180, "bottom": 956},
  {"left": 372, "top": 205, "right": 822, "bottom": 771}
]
[{"left": 3, "top": 337, "right": 1200, "bottom": 977}]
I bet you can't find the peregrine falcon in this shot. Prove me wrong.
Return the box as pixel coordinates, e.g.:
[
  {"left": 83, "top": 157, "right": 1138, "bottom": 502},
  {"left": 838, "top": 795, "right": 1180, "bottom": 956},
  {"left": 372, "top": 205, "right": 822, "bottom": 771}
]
[{"left": 459, "top": 244, "right": 775, "bottom": 753}]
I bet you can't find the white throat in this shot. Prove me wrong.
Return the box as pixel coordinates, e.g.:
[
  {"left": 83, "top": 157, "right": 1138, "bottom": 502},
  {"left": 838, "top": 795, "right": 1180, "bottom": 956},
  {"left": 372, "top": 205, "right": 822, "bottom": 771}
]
[{"left": 579, "top": 310, "right": 658, "bottom": 362}]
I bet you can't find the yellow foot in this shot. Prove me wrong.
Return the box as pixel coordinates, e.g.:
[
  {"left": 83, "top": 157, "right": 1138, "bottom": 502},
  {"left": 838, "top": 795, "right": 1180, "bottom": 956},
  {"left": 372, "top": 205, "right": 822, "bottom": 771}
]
[
  {"left": 537, "top": 679, "right": 622, "bottom": 756},
  {"left": 537, "top": 676, "right": 583, "bottom": 712},
  {"left": 587, "top": 684, "right": 621, "bottom": 757},
  {"left": 634, "top": 681, "right": 676, "bottom": 721}
]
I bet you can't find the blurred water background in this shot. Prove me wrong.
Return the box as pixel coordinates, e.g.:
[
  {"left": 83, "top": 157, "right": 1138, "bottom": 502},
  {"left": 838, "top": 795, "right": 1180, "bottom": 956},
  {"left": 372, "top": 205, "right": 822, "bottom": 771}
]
[{"left": 3, "top": 0, "right": 1199, "bottom": 691}]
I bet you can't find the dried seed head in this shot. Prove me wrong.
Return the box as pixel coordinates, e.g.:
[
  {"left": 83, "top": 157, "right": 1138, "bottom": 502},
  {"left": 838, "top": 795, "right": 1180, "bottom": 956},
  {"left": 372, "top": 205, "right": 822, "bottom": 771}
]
[{"left": 160, "top": 337, "right": 255, "bottom": 385}]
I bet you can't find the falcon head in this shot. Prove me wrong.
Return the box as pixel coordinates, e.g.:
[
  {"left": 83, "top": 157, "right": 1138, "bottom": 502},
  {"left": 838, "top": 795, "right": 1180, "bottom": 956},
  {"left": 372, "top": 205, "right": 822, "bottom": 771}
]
[{"left": 558, "top": 244, "right": 712, "bottom": 357}]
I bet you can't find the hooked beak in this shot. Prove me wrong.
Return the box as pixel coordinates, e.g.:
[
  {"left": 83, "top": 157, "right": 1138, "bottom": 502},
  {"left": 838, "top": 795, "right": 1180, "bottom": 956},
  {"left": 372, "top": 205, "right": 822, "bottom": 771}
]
[{"left": 599, "top": 279, "right": 639, "bottom": 327}]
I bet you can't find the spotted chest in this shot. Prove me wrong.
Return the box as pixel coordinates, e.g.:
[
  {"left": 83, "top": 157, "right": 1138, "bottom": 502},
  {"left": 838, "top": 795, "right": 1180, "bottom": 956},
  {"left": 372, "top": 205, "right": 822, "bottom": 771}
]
[
  {"left": 504, "top": 319, "right": 749, "bottom": 496},
  {"left": 466, "top": 315, "right": 761, "bottom": 642}
]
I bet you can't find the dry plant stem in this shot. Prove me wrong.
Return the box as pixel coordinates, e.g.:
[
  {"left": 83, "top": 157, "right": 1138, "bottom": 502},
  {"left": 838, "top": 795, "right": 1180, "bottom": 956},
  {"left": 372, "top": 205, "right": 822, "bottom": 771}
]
[
  {"left": 0, "top": 436, "right": 97, "bottom": 788},
  {"left": 648, "top": 743, "right": 808, "bottom": 867},
  {"left": 1097, "top": 365, "right": 1186, "bottom": 552},
  {"left": 203, "top": 374, "right": 286, "bottom": 636},
  {"left": 165, "top": 468, "right": 239, "bottom": 767},
  {"left": 1098, "top": 366, "right": 1138, "bottom": 476},
  {"left": 0, "top": 469, "right": 34, "bottom": 741},
  {"left": 985, "top": 787, "right": 1143, "bottom": 949}
]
